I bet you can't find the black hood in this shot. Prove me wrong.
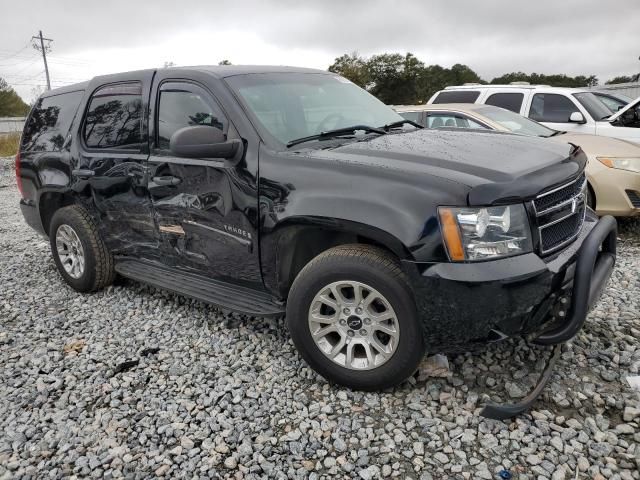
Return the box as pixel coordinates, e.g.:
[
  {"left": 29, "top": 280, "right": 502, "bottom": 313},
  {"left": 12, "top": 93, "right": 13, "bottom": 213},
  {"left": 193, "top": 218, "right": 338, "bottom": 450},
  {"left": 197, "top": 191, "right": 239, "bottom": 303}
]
[{"left": 312, "top": 128, "right": 586, "bottom": 205}]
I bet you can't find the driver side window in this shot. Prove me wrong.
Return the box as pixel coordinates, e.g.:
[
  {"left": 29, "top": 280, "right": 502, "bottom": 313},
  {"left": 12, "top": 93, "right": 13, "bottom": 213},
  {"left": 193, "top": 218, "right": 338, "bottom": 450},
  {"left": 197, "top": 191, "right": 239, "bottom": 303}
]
[{"left": 157, "top": 83, "right": 228, "bottom": 150}]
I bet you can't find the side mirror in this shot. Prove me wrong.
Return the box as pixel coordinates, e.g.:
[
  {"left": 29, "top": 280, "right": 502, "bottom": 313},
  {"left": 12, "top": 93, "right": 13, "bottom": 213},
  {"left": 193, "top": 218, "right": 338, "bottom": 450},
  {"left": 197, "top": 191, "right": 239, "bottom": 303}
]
[
  {"left": 170, "top": 125, "right": 243, "bottom": 161},
  {"left": 568, "top": 112, "right": 586, "bottom": 124}
]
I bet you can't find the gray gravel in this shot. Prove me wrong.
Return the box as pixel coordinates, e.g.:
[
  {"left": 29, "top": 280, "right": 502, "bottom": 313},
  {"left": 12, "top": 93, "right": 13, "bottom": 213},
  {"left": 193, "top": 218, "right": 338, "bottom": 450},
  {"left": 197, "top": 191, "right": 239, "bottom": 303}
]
[{"left": 1, "top": 156, "right": 639, "bottom": 479}]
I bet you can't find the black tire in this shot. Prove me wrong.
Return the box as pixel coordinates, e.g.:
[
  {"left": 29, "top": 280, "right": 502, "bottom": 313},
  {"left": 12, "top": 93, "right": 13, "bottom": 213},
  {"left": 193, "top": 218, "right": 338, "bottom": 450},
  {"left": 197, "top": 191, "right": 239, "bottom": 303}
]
[
  {"left": 49, "top": 204, "right": 115, "bottom": 292},
  {"left": 286, "top": 244, "right": 425, "bottom": 391}
]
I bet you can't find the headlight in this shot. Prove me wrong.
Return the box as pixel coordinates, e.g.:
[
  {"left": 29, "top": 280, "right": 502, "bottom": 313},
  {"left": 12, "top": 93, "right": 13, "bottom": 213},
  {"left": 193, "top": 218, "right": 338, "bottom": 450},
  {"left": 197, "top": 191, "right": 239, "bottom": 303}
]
[
  {"left": 597, "top": 157, "right": 640, "bottom": 174},
  {"left": 438, "top": 204, "right": 532, "bottom": 261}
]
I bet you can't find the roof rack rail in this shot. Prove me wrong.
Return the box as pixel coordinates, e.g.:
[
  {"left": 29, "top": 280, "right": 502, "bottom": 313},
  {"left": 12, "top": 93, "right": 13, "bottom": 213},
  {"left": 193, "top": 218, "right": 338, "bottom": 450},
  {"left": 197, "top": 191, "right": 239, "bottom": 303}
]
[
  {"left": 462, "top": 82, "right": 481, "bottom": 86},
  {"left": 509, "top": 81, "right": 530, "bottom": 85}
]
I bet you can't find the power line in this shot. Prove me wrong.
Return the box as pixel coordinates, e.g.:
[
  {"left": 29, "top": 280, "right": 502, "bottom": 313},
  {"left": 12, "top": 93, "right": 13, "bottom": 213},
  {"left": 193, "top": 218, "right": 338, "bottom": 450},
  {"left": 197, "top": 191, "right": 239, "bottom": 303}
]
[
  {"left": 0, "top": 43, "right": 32, "bottom": 60},
  {"left": 31, "top": 30, "right": 53, "bottom": 91}
]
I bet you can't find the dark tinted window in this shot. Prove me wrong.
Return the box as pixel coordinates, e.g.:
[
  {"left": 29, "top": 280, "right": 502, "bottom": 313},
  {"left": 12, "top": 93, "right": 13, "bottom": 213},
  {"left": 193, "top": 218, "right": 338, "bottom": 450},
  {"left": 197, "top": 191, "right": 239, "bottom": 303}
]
[
  {"left": 157, "top": 83, "right": 227, "bottom": 149},
  {"left": 398, "top": 111, "right": 423, "bottom": 125},
  {"left": 83, "top": 83, "right": 142, "bottom": 149},
  {"left": 21, "top": 90, "right": 83, "bottom": 152},
  {"left": 485, "top": 93, "right": 524, "bottom": 113},
  {"left": 529, "top": 93, "right": 579, "bottom": 123},
  {"left": 432, "top": 90, "right": 480, "bottom": 104}
]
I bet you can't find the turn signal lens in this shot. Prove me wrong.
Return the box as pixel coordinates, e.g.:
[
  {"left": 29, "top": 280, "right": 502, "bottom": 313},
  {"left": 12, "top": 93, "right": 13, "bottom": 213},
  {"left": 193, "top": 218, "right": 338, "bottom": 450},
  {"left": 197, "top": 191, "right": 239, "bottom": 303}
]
[{"left": 438, "top": 208, "right": 465, "bottom": 261}]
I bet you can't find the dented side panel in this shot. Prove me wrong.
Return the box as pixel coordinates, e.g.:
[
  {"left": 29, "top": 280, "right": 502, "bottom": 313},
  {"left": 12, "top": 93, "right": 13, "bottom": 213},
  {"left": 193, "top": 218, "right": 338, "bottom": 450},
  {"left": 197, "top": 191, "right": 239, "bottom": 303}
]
[{"left": 145, "top": 72, "right": 263, "bottom": 288}]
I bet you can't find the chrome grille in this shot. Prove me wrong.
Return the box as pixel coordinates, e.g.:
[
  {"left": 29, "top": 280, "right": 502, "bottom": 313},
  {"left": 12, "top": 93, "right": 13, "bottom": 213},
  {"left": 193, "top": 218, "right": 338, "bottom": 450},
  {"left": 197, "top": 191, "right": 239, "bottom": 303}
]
[{"left": 534, "top": 173, "right": 587, "bottom": 255}]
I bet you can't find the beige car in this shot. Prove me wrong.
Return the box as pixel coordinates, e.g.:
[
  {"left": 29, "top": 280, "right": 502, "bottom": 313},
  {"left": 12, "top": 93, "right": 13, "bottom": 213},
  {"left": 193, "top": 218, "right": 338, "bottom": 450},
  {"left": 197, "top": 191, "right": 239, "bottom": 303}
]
[{"left": 395, "top": 103, "right": 640, "bottom": 217}]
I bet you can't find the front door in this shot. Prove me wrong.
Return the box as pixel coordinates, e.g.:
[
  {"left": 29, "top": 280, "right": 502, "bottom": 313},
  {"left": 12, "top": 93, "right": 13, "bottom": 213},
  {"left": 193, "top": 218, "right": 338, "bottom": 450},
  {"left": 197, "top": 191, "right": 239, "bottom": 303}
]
[
  {"left": 146, "top": 77, "right": 262, "bottom": 287},
  {"left": 525, "top": 92, "right": 596, "bottom": 134}
]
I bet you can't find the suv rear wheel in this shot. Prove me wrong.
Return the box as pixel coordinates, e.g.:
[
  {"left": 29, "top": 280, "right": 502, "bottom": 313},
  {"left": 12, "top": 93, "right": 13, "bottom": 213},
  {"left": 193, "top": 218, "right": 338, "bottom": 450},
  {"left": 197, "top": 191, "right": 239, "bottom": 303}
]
[
  {"left": 49, "top": 205, "right": 115, "bottom": 292},
  {"left": 286, "top": 245, "right": 424, "bottom": 390}
]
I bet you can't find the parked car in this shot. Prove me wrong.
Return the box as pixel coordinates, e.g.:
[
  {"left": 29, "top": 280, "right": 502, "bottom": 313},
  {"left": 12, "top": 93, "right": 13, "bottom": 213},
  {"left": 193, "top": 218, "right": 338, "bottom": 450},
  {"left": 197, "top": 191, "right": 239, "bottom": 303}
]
[
  {"left": 427, "top": 84, "right": 640, "bottom": 144},
  {"left": 17, "top": 67, "right": 617, "bottom": 417},
  {"left": 395, "top": 103, "right": 640, "bottom": 217}
]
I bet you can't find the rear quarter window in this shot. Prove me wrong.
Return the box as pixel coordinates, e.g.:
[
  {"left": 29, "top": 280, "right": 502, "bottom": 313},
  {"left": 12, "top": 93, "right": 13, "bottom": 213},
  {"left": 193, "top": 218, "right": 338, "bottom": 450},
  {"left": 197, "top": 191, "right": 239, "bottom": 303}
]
[
  {"left": 21, "top": 90, "right": 84, "bottom": 152},
  {"left": 484, "top": 93, "right": 524, "bottom": 113},
  {"left": 432, "top": 90, "right": 480, "bottom": 104}
]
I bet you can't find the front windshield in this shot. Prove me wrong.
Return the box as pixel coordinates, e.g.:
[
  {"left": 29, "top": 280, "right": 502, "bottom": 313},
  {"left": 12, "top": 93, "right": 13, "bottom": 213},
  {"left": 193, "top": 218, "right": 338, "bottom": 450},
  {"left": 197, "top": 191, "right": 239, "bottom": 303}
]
[
  {"left": 476, "top": 106, "right": 556, "bottom": 137},
  {"left": 595, "top": 93, "right": 631, "bottom": 112},
  {"left": 226, "top": 73, "right": 403, "bottom": 146},
  {"left": 573, "top": 92, "right": 614, "bottom": 120}
]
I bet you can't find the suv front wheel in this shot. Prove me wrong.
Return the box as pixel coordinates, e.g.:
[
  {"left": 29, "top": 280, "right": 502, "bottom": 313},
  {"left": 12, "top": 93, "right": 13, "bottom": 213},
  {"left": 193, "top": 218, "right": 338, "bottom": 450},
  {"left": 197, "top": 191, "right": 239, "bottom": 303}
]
[
  {"left": 286, "top": 245, "right": 425, "bottom": 390},
  {"left": 49, "top": 204, "right": 115, "bottom": 292}
]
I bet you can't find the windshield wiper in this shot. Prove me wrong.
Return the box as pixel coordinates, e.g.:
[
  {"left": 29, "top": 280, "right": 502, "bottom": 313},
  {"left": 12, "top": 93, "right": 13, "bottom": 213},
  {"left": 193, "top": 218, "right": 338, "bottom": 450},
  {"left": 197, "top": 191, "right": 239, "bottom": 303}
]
[
  {"left": 286, "top": 125, "right": 386, "bottom": 148},
  {"left": 381, "top": 119, "right": 423, "bottom": 131}
]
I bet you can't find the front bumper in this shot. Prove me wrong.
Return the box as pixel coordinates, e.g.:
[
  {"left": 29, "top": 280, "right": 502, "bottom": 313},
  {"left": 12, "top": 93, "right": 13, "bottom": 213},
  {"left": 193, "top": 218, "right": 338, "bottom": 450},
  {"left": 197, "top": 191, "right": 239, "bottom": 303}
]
[
  {"left": 589, "top": 166, "right": 640, "bottom": 217},
  {"left": 404, "top": 213, "right": 617, "bottom": 419},
  {"left": 404, "top": 212, "right": 616, "bottom": 351}
]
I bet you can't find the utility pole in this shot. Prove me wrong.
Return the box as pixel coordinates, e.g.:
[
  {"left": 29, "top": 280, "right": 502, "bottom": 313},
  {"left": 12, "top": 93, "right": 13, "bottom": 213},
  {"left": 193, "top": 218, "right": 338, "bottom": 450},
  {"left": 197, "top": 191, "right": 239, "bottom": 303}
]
[{"left": 31, "top": 30, "right": 53, "bottom": 90}]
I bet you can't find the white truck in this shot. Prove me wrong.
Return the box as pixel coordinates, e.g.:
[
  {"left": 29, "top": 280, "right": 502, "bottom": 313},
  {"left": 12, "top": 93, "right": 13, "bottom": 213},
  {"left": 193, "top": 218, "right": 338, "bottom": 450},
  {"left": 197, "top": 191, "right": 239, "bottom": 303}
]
[{"left": 427, "top": 84, "right": 640, "bottom": 144}]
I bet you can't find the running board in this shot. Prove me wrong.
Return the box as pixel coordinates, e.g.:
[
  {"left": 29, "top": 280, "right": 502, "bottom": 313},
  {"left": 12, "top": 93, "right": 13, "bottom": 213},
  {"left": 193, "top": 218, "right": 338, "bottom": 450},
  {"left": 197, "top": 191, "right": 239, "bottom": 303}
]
[{"left": 114, "top": 259, "right": 284, "bottom": 317}]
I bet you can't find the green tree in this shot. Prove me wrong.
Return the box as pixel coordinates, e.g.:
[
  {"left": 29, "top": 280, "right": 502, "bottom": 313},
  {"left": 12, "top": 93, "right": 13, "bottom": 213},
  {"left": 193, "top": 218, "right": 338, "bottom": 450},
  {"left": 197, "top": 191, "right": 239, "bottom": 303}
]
[
  {"left": 490, "top": 72, "right": 598, "bottom": 87},
  {"left": 606, "top": 74, "right": 639, "bottom": 85},
  {"left": 328, "top": 52, "right": 483, "bottom": 104},
  {"left": 367, "top": 53, "right": 426, "bottom": 104},
  {"left": 218, "top": 59, "right": 232, "bottom": 66},
  {"left": 0, "top": 78, "right": 30, "bottom": 117},
  {"left": 328, "top": 52, "right": 370, "bottom": 88}
]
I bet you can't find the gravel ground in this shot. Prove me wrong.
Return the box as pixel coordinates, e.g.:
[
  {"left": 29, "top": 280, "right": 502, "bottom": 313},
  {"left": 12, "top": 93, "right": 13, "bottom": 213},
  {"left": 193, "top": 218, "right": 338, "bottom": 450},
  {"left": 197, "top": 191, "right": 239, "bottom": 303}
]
[{"left": 0, "top": 156, "right": 639, "bottom": 480}]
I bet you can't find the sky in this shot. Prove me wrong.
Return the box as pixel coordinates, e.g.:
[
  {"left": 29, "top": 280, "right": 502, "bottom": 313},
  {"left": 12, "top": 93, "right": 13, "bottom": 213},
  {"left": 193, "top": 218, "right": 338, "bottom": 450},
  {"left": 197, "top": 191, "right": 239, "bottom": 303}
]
[{"left": 1, "top": 0, "right": 639, "bottom": 103}]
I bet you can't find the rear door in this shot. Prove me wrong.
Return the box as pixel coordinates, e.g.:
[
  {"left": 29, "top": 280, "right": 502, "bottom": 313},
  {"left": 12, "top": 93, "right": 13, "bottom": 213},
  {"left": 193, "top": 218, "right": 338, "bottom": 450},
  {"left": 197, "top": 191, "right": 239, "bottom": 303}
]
[
  {"left": 146, "top": 73, "right": 262, "bottom": 286},
  {"left": 75, "top": 72, "right": 157, "bottom": 258}
]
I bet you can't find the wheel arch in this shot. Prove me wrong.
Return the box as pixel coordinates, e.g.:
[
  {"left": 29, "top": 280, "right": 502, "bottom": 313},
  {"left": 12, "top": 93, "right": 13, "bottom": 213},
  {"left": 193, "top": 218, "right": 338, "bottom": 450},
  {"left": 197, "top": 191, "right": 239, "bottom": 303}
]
[
  {"left": 265, "top": 216, "right": 411, "bottom": 298},
  {"left": 39, "top": 189, "right": 79, "bottom": 236}
]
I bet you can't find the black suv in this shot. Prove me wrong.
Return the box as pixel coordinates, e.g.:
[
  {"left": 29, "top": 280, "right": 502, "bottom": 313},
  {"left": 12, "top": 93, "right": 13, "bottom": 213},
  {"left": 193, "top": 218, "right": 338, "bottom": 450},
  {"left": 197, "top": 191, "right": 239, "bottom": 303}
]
[{"left": 17, "top": 66, "right": 616, "bottom": 415}]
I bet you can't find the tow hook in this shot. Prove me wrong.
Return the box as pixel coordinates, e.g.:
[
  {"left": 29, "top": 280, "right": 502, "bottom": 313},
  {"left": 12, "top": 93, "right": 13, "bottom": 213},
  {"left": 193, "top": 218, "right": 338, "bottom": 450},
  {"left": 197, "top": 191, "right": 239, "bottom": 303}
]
[{"left": 480, "top": 344, "right": 562, "bottom": 420}]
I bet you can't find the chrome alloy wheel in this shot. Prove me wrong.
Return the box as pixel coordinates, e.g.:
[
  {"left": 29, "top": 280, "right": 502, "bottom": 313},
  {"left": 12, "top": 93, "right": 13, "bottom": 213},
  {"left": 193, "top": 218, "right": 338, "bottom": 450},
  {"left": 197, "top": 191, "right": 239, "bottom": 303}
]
[
  {"left": 55, "top": 224, "right": 85, "bottom": 279},
  {"left": 308, "top": 280, "right": 399, "bottom": 370}
]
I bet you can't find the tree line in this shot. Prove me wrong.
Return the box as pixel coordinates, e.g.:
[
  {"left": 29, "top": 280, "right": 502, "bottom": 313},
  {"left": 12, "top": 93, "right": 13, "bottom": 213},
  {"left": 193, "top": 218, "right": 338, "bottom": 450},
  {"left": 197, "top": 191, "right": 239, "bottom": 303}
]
[
  {"left": 328, "top": 52, "right": 636, "bottom": 105},
  {"left": 0, "top": 78, "right": 30, "bottom": 117}
]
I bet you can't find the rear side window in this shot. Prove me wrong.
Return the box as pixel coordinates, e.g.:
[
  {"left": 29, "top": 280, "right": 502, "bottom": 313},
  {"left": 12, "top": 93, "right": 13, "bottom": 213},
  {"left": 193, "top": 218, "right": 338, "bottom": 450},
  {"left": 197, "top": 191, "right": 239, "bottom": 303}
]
[
  {"left": 529, "top": 93, "right": 578, "bottom": 123},
  {"left": 83, "top": 82, "right": 142, "bottom": 149},
  {"left": 21, "top": 90, "right": 83, "bottom": 152},
  {"left": 485, "top": 93, "right": 524, "bottom": 113},
  {"left": 432, "top": 90, "right": 480, "bottom": 104}
]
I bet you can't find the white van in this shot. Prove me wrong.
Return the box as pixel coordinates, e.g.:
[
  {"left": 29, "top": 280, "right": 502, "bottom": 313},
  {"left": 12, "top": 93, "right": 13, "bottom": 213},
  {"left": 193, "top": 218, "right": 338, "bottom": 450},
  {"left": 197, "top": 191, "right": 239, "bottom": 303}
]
[{"left": 427, "top": 84, "right": 640, "bottom": 144}]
